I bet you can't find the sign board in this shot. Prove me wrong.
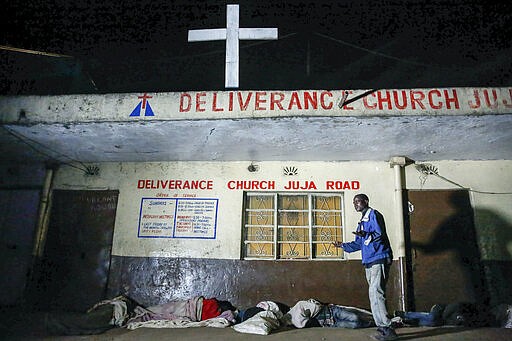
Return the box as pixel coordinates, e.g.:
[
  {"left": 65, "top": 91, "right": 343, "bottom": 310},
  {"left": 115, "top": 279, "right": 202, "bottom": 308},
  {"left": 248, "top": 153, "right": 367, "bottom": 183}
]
[
  {"left": 2, "top": 88, "right": 511, "bottom": 123},
  {"left": 138, "top": 197, "right": 218, "bottom": 239}
]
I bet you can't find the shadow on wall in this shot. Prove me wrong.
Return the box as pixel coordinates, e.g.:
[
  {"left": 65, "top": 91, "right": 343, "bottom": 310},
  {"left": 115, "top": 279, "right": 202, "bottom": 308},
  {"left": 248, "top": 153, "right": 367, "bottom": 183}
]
[{"left": 412, "top": 191, "right": 512, "bottom": 307}]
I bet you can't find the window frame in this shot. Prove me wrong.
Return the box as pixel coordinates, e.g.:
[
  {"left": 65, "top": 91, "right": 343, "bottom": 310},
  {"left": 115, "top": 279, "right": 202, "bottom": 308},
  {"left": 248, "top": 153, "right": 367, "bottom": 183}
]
[{"left": 242, "top": 191, "right": 346, "bottom": 261}]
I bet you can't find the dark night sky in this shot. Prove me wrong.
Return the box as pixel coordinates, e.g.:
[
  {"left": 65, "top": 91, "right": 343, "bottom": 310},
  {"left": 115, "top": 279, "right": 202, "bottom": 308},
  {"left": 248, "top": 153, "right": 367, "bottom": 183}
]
[{"left": 1, "top": 0, "right": 511, "bottom": 95}]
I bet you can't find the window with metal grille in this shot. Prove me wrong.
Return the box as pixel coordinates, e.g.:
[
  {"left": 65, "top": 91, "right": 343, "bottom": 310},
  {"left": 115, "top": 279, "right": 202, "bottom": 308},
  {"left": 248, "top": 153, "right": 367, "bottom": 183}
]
[{"left": 243, "top": 192, "right": 344, "bottom": 260}]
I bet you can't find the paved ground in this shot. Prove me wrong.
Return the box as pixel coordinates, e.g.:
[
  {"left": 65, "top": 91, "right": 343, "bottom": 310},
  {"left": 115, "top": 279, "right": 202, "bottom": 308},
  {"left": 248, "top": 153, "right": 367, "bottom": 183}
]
[{"left": 3, "top": 324, "right": 512, "bottom": 341}]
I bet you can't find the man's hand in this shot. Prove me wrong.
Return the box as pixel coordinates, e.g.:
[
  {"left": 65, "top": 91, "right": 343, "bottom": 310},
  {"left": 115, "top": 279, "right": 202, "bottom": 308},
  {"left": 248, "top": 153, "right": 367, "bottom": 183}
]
[
  {"left": 352, "top": 230, "right": 367, "bottom": 237},
  {"left": 332, "top": 241, "right": 343, "bottom": 248}
]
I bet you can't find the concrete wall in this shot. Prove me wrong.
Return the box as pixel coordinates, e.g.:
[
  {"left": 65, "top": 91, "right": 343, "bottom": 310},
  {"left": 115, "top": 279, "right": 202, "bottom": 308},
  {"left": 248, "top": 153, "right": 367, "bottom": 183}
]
[
  {"left": 1, "top": 160, "right": 510, "bottom": 308},
  {"left": 53, "top": 161, "right": 401, "bottom": 259},
  {"left": 404, "top": 160, "right": 512, "bottom": 262},
  {"left": 47, "top": 160, "right": 512, "bottom": 308},
  {"left": 52, "top": 160, "right": 512, "bottom": 262}
]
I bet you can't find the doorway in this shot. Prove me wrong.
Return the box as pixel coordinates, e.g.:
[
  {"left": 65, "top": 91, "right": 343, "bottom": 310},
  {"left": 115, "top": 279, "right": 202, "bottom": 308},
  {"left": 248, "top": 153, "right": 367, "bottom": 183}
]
[
  {"left": 404, "top": 190, "right": 488, "bottom": 311},
  {"left": 30, "top": 190, "right": 118, "bottom": 312}
]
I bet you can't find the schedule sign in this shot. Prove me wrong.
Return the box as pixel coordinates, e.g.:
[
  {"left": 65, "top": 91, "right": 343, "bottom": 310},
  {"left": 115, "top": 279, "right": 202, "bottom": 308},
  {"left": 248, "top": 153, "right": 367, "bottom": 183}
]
[{"left": 138, "top": 198, "right": 218, "bottom": 239}]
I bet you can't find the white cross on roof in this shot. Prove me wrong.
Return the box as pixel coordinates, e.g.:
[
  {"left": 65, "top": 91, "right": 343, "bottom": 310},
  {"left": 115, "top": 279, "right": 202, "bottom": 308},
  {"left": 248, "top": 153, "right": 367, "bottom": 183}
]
[{"left": 188, "top": 4, "right": 278, "bottom": 88}]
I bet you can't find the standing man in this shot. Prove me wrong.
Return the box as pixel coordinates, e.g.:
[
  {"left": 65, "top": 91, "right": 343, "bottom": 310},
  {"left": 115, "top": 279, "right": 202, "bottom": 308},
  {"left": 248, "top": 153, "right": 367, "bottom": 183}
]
[{"left": 333, "top": 194, "right": 397, "bottom": 341}]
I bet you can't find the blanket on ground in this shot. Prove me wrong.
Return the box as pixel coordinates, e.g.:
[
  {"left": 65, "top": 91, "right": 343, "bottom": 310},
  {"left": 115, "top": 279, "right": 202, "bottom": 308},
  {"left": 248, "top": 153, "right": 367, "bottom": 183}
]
[
  {"left": 87, "top": 295, "right": 130, "bottom": 327},
  {"left": 127, "top": 316, "right": 231, "bottom": 330},
  {"left": 125, "top": 296, "right": 236, "bottom": 330},
  {"left": 232, "top": 300, "right": 284, "bottom": 335},
  {"left": 283, "top": 298, "right": 323, "bottom": 328},
  {"left": 127, "top": 296, "right": 203, "bottom": 325}
]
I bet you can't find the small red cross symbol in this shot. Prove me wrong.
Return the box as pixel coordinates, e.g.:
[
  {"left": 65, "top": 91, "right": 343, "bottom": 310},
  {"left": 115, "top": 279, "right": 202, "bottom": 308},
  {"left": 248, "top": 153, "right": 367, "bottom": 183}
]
[{"left": 138, "top": 93, "right": 153, "bottom": 109}]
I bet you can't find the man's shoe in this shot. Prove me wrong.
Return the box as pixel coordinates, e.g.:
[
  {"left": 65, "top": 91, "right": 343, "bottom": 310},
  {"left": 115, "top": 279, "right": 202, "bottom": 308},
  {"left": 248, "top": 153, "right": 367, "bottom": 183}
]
[
  {"left": 430, "top": 304, "right": 444, "bottom": 314},
  {"left": 372, "top": 326, "right": 398, "bottom": 341},
  {"left": 393, "top": 310, "right": 405, "bottom": 318},
  {"left": 390, "top": 316, "right": 404, "bottom": 328}
]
